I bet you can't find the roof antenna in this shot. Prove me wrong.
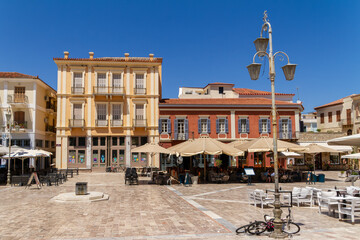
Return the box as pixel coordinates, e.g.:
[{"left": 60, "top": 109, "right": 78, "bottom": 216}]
[{"left": 296, "top": 87, "right": 300, "bottom": 101}]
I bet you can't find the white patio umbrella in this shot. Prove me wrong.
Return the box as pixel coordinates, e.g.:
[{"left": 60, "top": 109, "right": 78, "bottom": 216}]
[
  {"left": 168, "top": 136, "right": 244, "bottom": 182},
  {"left": 341, "top": 153, "right": 360, "bottom": 159},
  {"left": 328, "top": 134, "right": 360, "bottom": 147},
  {"left": 299, "top": 143, "right": 342, "bottom": 174},
  {"left": 131, "top": 142, "right": 173, "bottom": 168},
  {"left": 2, "top": 149, "right": 53, "bottom": 174}
]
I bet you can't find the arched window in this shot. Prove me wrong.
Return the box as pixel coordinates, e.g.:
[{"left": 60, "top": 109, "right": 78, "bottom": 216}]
[{"left": 347, "top": 129, "right": 352, "bottom": 136}]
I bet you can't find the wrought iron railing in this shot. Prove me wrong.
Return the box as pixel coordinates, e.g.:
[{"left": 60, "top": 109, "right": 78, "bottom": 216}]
[
  {"left": 133, "top": 118, "right": 147, "bottom": 127},
  {"left": 69, "top": 119, "right": 85, "bottom": 128},
  {"left": 71, "top": 87, "right": 85, "bottom": 94}
]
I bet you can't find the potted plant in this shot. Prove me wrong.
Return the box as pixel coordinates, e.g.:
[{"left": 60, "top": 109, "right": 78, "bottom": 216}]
[{"left": 215, "top": 159, "right": 222, "bottom": 167}]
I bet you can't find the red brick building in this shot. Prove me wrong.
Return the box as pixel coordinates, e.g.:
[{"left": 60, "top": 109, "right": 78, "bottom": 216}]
[{"left": 159, "top": 83, "right": 304, "bottom": 171}]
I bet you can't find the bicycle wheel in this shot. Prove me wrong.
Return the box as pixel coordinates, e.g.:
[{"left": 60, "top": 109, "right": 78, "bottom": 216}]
[
  {"left": 235, "top": 225, "right": 248, "bottom": 234},
  {"left": 247, "top": 221, "right": 267, "bottom": 235},
  {"left": 282, "top": 222, "right": 300, "bottom": 234}
]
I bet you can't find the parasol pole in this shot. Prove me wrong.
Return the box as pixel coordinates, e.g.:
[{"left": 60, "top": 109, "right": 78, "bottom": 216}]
[{"left": 203, "top": 153, "right": 206, "bottom": 183}]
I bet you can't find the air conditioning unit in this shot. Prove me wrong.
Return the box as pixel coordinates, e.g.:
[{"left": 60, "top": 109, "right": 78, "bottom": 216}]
[{"left": 44, "top": 96, "right": 49, "bottom": 101}]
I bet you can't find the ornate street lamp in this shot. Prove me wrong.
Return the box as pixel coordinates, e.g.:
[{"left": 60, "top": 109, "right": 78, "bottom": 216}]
[
  {"left": 247, "top": 11, "right": 297, "bottom": 238},
  {"left": 5, "top": 108, "right": 12, "bottom": 186}
]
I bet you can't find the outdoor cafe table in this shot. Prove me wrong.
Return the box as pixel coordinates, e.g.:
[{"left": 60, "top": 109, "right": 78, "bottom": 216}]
[{"left": 329, "top": 196, "right": 360, "bottom": 218}]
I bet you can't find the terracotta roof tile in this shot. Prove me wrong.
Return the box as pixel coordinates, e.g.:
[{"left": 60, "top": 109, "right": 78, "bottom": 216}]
[
  {"left": 314, "top": 98, "right": 344, "bottom": 110},
  {"left": 160, "top": 98, "right": 302, "bottom": 107},
  {"left": 0, "top": 72, "right": 38, "bottom": 79},
  {"left": 233, "top": 88, "right": 294, "bottom": 96}
]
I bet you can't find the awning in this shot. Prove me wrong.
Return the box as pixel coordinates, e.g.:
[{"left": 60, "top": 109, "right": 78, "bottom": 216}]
[
  {"left": 341, "top": 153, "right": 360, "bottom": 159},
  {"left": 299, "top": 142, "right": 352, "bottom": 152}
]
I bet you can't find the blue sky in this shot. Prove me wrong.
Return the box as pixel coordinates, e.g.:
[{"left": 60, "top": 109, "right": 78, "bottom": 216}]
[{"left": 0, "top": 0, "right": 359, "bottom": 112}]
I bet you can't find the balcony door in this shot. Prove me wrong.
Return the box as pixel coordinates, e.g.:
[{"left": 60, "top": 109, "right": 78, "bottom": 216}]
[{"left": 97, "top": 73, "right": 107, "bottom": 93}]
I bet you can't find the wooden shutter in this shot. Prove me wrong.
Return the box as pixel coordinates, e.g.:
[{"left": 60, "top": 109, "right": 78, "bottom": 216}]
[
  {"left": 97, "top": 73, "right": 106, "bottom": 87},
  {"left": 167, "top": 119, "right": 171, "bottom": 133},
  {"left": 135, "top": 74, "right": 144, "bottom": 88},
  {"left": 185, "top": 119, "right": 189, "bottom": 140},
  {"left": 246, "top": 119, "right": 250, "bottom": 133},
  {"left": 136, "top": 105, "right": 144, "bottom": 119},
  {"left": 97, "top": 104, "right": 107, "bottom": 120},
  {"left": 207, "top": 119, "right": 211, "bottom": 133},
  {"left": 112, "top": 104, "right": 121, "bottom": 120},
  {"left": 288, "top": 119, "right": 292, "bottom": 138},
  {"left": 259, "top": 119, "right": 262, "bottom": 133},
  {"left": 225, "top": 119, "right": 228, "bottom": 133},
  {"left": 174, "top": 119, "right": 178, "bottom": 140},
  {"left": 216, "top": 119, "right": 219, "bottom": 133},
  {"left": 267, "top": 119, "right": 271, "bottom": 133},
  {"left": 198, "top": 119, "right": 201, "bottom": 133}
]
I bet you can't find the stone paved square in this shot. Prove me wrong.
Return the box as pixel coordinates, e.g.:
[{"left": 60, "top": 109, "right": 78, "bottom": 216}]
[{"left": 1, "top": 171, "right": 360, "bottom": 239}]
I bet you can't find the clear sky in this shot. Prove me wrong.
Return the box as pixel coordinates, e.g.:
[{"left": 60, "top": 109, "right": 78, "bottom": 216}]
[{"left": 0, "top": 0, "right": 359, "bottom": 112}]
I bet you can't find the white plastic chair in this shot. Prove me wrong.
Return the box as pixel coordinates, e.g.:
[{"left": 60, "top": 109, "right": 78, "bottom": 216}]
[
  {"left": 293, "top": 188, "right": 313, "bottom": 207},
  {"left": 317, "top": 191, "right": 337, "bottom": 215},
  {"left": 338, "top": 199, "right": 360, "bottom": 224}
]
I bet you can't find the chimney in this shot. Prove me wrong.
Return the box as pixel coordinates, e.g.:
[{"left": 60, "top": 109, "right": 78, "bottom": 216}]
[
  {"left": 64, "top": 51, "right": 69, "bottom": 59},
  {"left": 89, "top": 52, "right": 94, "bottom": 59},
  {"left": 149, "top": 53, "right": 154, "bottom": 61},
  {"left": 124, "top": 53, "right": 129, "bottom": 61}
]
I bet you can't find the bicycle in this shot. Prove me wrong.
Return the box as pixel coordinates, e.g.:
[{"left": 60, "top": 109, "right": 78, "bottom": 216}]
[
  {"left": 235, "top": 221, "right": 263, "bottom": 234},
  {"left": 247, "top": 208, "right": 300, "bottom": 235}
]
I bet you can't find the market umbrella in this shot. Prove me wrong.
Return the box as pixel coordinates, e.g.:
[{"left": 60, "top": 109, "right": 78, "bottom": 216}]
[
  {"left": 2, "top": 149, "right": 53, "bottom": 174},
  {"left": 131, "top": 142, "right": 173, "bottom": 167},
  {"left": 328, "top": 134, "right": 360, "bottom": 147},
  {"left": 232, "top": 137, "right": 308, "bottom": 152},
  {"left": 0, "top": 145, "right": 26, "bottom": 155},
  {"left": 341, "top": 153, "right": 360, "bottom": 159},
  {"left": 298, "top": 143, "right": 342, "bottom": 174},
  {"left": 168, "top": 136, "right": 244, "bottom": 182}
]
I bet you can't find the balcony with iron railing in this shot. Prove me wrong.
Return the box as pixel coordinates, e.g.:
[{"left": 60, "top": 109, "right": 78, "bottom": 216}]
[
  {"left": 7, "top": 94, "right": 29, "bottom": 104},
  {"left": 45, "top": 125, "right": 56, "bottom": 133},
  {"left": 133, "top": 118, "right": 147, "bottom": 127},
  {"left": 71, "top": 87, "right": 85, "bottom": 94},
  {"left": 93, "top": 86, "right": 124, "bottom": 95},
  {"left": 69, "top": 119, "right": 85, "bottom": 128},
  {"left": 46, "top": 101, "right": 56, "bottom": 112},
  {"left": 134, "top": 88, "right": 146, "bottom": 95},
  {"left": 111, "top": 119, "right": 123, "bottom": 127},
  {"left": 95, "top": 119, "right": 108, "bottom": 127}
]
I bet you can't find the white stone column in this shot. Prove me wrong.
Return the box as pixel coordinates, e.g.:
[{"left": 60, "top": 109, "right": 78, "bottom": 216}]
[
  {"left": 125, "top": 135, "right": 131, "bottom": 167},
  {"left": 231, "top": 110, "right": 236, "bottom": 139},
  {"left": 86, "top": 134, "right": 92, "bottom": 169}
]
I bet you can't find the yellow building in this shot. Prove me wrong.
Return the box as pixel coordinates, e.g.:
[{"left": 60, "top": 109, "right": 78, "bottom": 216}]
[
  {"left": 54, "top": 52, "right": 161, "bottom": 171},
  {"left": 0, "top": 72, "right": 56, "bottom": 169}
]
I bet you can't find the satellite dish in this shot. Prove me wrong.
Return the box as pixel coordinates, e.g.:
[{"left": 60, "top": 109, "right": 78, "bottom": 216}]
[{"left": 177, "top": 156, "right": 183, "bottom": 165}]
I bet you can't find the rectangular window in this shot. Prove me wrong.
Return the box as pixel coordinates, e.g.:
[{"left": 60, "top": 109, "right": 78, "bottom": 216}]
[
  {"left": 51, "top": 141, "right": 55, "bottom": 148},
  {"left": 141, "top": 137, "right": 147, "bottom": 145},
  {"left": 73, "top": 104, "right": 82, "bottom": 119},
  {"left": 260, "top": 119, "right": 268, "bottom": 133},
  {"left": 78, "top": 150, "right": 85, "bottom": 163},
  {"left": 135, "top": 74, "right": 144, "bottom": 88},
  {"left": 45, "top": 140, "right": 49, "bottom": 148},
  {"left": 97, "top": 73, "right": 107, "bottom": 93},
  {"left": 112, "top": 104, "right": 122, "bottom": 120},
  {"left": 36, "top": 139, "right": 43, "bottom": 148},
  {"left": 113, "top": 74, "right": 122, "bottom": 87},
  {"left": 97, "top": 73, "right": 106, "bottom": 87},
  {"left": 119, "top": 137, "right": 125, "bottom": 146},
  {"left": 328, "top": 112, "right": 332, "bottom": 123},
  {"left": 239, "top": 119, "right": 247, "bottom": 133},
  {"left": 78, "top": 137, "right": 86, "bottom": 147},
  {"left": 100, "top": 137, "right": 106, "bottom": 146},
  {"left": 92, "top": 137, "right": 98, "bottom": 146},
  {"left": 320, "top": 113, "right": 324, "bottom": 124},
  {"left": 14, "top": 87, "right": 25, "bottom": 103},
  {"left": 97, "top": 104, "right": 107, "bottom": 120},
  {"left": 69, "top": 150, "right": 76, "bottom": 164},
  {"left": 330, "top": 154, "right": 340, "bottom": 164},
  {"left": 112, "top": 149, "right": 117, "bottom": 163},
  {"left": 73, "top": 72, "right": 83, "bottom": 93},
  {"left": 119, "top": 150, "right": 125, "bottom": 163},
  {"left": 132, "top": 137, "right": 139, "bottom": 146},
  {"left": 201, "top": 119, "right": 208, "bottom": 133},
  {"left": 219, "top": 87, "right": 224, "bottom": 94},
  {"left": 135, "top": 104, "right": 144, "bottom": 119},
  {"left": 161, "top": 119, "right": 169, "bottom": 133},
  {"left": 69, "top": 137, "right": 76, "bottom": 147},
  {"left": 336, "top": 110, "right": 341, "bottom": 122},
  {"left": 112, "top": 137, "right": 117, "bottom": 146},
  {"left": 178, "top": 119, "right": 185, "bottom": 134},
  {"left": 218, "top": 119, "right": 226, "bottom": 133}
]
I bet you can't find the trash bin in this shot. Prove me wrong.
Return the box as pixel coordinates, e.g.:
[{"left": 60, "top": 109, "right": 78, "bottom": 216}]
[
  {"left": 317, "top": 174, "right": 325, "bottom": 182},
  {"left": 75, "top": 182, "right": 88, "bottom": 195},
  {"left": 311, "top": 173, "right": 318, "bottom": 182}
]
